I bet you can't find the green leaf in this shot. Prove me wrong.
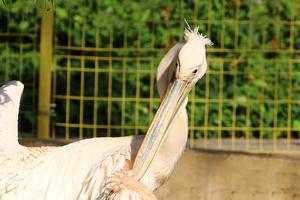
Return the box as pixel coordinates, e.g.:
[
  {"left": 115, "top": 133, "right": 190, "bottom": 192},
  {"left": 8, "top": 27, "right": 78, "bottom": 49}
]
[
  {"left": 55, "top": 7, "right": 67, "bottom": 19},
  {"left": 74, "top": 15, "right": 84, "bottom": 23},
  {"left": 293, "top": 120, "right": 300, "bottom": 129},
  {"left": 19, "top": 21, "right": 29, "bottom": 30},
  {"left": 252, "top": 79, "right": 268, "bottom": 88}
]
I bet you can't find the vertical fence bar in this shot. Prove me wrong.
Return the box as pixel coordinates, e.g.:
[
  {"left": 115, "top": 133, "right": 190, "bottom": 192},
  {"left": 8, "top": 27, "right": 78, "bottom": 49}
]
[{"left": 38, "top": 11, "right": 54, "bottom": 139}]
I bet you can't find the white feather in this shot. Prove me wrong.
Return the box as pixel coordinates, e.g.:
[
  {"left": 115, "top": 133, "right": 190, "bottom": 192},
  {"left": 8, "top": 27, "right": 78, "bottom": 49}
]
[{"left": 184, "top": 19, "right": 213, "bottom": 46}]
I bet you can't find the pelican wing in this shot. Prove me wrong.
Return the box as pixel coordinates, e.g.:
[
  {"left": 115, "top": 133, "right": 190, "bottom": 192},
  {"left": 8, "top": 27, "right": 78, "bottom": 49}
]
[
  {"left": 0, "top": 146, "right": 55, "bottom": 199},
  {"left": 0, "top": 81, "right": 23, "bottom": 148},
  {"left": 0, "top": 80, "right": 154, "bottom": 199},
  {"left": 5, "top": 137, "right": 138, "bottom": 200}
]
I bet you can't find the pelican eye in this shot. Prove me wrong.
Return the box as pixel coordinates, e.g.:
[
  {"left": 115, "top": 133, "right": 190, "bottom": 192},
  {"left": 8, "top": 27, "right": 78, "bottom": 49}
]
[{"left": 192, "top": 69, "right": 198, "bottom": 74}]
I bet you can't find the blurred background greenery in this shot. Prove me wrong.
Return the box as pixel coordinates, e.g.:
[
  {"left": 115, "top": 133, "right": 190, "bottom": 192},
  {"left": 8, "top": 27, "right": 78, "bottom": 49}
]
[{"left": 0, "top": 0, "right": 300, "bottom": 150}]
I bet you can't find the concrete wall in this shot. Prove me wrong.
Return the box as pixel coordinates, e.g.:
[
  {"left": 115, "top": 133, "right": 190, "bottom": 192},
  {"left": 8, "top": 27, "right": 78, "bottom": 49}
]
[{"left": 155, "top": 149, "right": 300, "bottom": 200}]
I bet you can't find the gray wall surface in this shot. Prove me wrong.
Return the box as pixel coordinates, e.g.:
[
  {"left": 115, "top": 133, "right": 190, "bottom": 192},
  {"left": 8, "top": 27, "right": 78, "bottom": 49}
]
[{"left": 155, "top": 149, "right": 300, "bottom": 200}]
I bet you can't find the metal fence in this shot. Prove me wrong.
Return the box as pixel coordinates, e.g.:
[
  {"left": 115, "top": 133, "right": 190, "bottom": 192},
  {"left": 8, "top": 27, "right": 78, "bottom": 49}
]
[
  {"left": 1, "top": 0, "right": 300, "bottom": 153},
  {"left": 0, "top": 5, "right": 40, "bottom": 136}
]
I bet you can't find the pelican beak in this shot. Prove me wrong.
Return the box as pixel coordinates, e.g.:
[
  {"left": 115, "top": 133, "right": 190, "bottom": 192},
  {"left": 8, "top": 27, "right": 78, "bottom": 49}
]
[{"left": 132, "top": 79, "right": 195, "bottom": 180}]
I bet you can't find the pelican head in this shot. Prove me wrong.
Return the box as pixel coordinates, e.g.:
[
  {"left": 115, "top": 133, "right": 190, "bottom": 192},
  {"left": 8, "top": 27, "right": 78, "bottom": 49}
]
[
  {"left": 167, "top": 27, "right": 212, "bottom": 107},
  {"left": 133, "top": 25, "right": 212, "bottom": 180},
  {"left": 176, "top": 28, "right": 212, "bottom": 83}
]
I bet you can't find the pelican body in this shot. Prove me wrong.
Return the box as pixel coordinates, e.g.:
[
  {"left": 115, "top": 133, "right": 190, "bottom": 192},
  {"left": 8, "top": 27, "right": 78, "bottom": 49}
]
[{"left": 0, "top": 26, "right": 211, "bottom": 199}]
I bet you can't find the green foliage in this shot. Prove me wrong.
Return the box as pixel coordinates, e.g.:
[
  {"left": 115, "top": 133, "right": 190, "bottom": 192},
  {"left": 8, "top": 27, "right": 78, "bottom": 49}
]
[
  {"left": 1, "top": 0, "right": 53, "bottom": 13},
  {"left": 1, "top": 0, "right": 300, "bottom": 139},
  {"left": 0, "top": 1, "right": 41, "bottom": 136}
]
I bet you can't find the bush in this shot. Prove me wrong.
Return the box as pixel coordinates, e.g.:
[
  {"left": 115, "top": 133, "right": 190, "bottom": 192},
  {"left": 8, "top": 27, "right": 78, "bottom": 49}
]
[{"left": 1, "top": 0, "right": 300, "bottom": 139}]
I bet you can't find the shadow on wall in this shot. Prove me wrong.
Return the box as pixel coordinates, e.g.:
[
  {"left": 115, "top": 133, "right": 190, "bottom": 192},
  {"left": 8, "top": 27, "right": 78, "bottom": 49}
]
[{"left": 155, "top": 149, "right": 300, "bottom": 200}]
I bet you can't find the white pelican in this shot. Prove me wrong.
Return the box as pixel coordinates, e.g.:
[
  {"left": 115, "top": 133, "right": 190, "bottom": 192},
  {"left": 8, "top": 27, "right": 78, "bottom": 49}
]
[{"left": 0, "top": 25, "right": 211, "bottom": 199}]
